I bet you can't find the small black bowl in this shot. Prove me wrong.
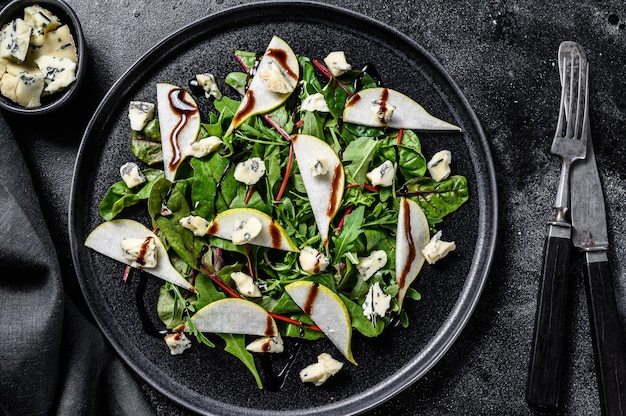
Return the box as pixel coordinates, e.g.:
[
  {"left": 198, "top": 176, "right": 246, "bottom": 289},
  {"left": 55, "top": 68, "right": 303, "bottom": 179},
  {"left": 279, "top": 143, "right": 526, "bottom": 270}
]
[{"left": 0, "top": 0, "right": 86, "bottom": 115}]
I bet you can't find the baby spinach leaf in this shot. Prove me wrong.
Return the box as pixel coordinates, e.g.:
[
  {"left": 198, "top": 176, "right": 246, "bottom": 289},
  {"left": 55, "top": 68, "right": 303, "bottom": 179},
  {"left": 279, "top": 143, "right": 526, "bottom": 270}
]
[
  {"left": 342, "top": 136, "right": 378, "bottom": 187},
  {"left": 339, "top": 293, "right": 385, "bottom": 337},
  {"left": 99, "top": 169, "right": 163, "bottom": 220}
]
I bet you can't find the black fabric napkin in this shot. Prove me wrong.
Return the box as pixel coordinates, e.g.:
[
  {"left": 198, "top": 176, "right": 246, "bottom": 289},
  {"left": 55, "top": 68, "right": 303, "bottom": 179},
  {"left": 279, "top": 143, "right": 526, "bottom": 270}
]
[{"left": 0, "top": 113, "right": 153, "bottom": 416}]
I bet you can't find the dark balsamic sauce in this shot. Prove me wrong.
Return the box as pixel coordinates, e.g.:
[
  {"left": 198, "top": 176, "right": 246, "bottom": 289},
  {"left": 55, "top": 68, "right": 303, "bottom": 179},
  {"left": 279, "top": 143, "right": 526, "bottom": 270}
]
[
  {"left": 188, "top": 78, "right": 204, "bottom": 97},
  {"left": 388, "top": 313, "right": 402, "bottom": 328},
  {"left": 259, "top": 341, "right": 304, "bottom": 391},
  {"left": 353, "top": 62, "right": 383, "bottom": 91},
  {"left": 136, "top": 273, "right": 167, "bottom": 339},
  {"left": 393, "top": 145, "right": 407, "bottom": 185},
  {"left": 213, "top": 160, "right": 233, "bottom": 215}
]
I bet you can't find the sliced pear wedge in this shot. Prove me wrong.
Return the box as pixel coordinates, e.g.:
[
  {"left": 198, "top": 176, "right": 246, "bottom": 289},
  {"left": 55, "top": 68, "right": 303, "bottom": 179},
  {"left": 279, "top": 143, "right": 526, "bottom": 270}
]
[
  {"left": 84, "top": 219, "right": 194, "bottom": 292},
  {"left": 291, "top": 134, "right": 345, "bottom": 248},
  {"left": 206, "top": 207, "right": 299, "bottom": 252},
  {"left": 343, "top": 87, "right": 461, "bottom": 131},
  {"left": 156, "top": 83, "right": 201, "bottom": 180},
  {"left": 188, "top": 298, "right": 279, "bottom": 337},
  {"left": 285, "top": 281, "right": 356, "bottom": 365},
  {"left": 224, "top": 36, "right": 299, "bottom": 136},
  {"left": 396, "top": 198, "right": 430, "bottom": 309}
]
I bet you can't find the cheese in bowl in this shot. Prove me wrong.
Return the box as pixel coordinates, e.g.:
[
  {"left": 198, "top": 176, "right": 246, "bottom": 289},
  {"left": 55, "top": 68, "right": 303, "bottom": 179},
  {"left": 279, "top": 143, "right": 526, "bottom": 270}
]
[{"left": 0, "top": 1, "right": 83, "bottom": 113}]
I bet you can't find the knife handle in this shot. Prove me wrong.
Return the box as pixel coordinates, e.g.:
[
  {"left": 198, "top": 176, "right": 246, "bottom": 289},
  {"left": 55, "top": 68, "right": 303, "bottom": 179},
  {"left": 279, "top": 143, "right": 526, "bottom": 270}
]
[
  {"left": 584, "top": 251, "right": 626, "bottom": 416},
  {"left": 526, "top": 222, "right": 572, "bottom": 409}
]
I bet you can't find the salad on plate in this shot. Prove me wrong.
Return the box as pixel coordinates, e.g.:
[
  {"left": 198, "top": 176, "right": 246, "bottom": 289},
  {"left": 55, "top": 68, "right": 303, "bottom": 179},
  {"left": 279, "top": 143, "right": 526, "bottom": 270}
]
[{"left": 84, "top": 35, "right": 469, "bottom": 389}]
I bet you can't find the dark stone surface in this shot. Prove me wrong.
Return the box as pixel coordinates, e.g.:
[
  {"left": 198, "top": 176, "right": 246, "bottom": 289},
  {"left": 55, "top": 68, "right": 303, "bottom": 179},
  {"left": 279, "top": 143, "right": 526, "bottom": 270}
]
[{"left": 4, "top": 0, "right": 625, "bottom": 414}]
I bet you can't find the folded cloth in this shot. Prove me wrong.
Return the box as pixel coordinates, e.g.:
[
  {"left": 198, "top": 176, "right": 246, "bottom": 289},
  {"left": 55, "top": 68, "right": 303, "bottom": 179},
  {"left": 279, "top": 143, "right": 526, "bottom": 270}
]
[{"left": 0, "top": 113, "right": 153, "bottom": 416}]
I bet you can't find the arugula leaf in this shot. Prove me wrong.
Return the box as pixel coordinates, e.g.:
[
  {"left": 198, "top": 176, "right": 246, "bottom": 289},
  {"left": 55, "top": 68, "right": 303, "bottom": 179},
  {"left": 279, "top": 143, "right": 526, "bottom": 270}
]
[
  {"left": 220, "top": 334, "right": 264, "bottom": 389},
  {"left": 332, "top": 205, "right": 365, "bottom": 262}
]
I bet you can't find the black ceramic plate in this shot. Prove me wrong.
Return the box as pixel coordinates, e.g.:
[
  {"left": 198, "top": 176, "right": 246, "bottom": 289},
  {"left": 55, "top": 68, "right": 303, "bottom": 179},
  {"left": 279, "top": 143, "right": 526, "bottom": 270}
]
[{"left": 69, "top": 2, "right": 497, "bottom": 415}]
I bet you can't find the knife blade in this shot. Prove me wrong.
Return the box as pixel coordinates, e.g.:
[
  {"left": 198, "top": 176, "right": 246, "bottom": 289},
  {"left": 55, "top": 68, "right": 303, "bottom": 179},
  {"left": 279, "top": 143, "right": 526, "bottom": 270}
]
[{"left": 570, "top": 115, "right": 626, "bottom": 415}]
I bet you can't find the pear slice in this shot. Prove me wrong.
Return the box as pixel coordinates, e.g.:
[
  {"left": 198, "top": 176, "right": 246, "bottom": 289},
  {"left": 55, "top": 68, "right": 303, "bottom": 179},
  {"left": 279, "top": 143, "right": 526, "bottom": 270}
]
[
  {"left": 188, "top": 298, "right": 279, "bottom": 337},
  {"left": 84, "top": 219, "right": 194, "bottom": 292},
  {"left": 395, "top": 198, "right": 430, "bottom": 309},
  {"left": 224, "top": 36, "right": 299, "bottom": 136},
  {"left": 285, "top": 281, "right": 356, "bottom": 365},
  {"left": 343, "top": 87, "right": 461, "bottom": 131},
  {"left": 156, "top": 83, "right": 201, "bottom": 180},
  {"left": 291, "top": 134, "right": 345, "bottom": 248},
  {"left": 206, "top": 207, "right": 299, "bottom": 252}
]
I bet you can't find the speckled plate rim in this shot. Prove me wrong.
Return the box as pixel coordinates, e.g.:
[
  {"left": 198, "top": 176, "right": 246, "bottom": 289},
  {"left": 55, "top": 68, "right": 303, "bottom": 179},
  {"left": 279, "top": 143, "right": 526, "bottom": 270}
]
[{"left": 69, "top": 2, "right": 498, "bottom": 415}]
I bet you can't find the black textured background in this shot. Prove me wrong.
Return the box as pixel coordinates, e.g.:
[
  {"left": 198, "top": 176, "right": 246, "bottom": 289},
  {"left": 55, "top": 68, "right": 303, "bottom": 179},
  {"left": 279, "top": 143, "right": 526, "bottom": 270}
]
[{"left": 4, "top": 0, "right": 626, "bottom": 414}]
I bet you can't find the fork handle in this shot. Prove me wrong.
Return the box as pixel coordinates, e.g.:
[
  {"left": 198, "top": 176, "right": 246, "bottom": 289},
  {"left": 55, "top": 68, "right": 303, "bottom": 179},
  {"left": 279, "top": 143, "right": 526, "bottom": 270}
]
[
  {"left": 526, "top": 222, "right": 572, "bottom": 409},
  {"left": 584, "top": 251, "right": 626, "bottom": 416}
]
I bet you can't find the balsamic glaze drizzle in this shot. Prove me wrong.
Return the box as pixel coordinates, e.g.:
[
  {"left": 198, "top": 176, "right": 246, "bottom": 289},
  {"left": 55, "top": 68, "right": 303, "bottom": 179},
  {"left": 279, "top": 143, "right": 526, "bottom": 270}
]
[
  {"left": 136, "top": 273, "right": 167, "bottom": 339},
  {"left": 259, "top": 341, "right": 304, "bottom": 391}
]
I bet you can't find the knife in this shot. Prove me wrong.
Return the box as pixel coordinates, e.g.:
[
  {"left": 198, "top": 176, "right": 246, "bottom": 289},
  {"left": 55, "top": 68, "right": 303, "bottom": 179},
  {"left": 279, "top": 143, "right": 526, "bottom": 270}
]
[{"left": 571, "top": 120, "right": 626, "bottom": 416}]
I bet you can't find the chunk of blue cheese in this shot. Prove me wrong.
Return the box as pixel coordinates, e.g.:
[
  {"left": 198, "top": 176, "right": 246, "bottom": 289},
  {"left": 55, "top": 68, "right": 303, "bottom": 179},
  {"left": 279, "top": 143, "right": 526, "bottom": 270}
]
[
  {"left": 0, "top": 18, "right": 32, "bottom": 63},
  {"left": 230, "top": 271, "right": 262, "bottom": 297},
  {"left": 233, "top": 157, "right": 266, "bottom": 185},
  {"left": 258, "top": 61, "right": 296, "bottom": 94},
  {"left": 366, "top": 160, "right": 395, "bottom": 187},
  {"left": 195, "top": 73, "right": 222, "bottom": 99},
  {"left": 427, "top": 150, "right": 452, "bottom": 182},
  {"left": 299, "top": 353, "right": 344, "bottom": 386},
  {"left": 34, "top": 55, "right": 76, "bottom": 94},
  {"left": 179, "top": 215, "right": 209, "bottom": 237},
  {"left": 120, "top": 236, "right": 157, "bottom": 268},
  {"left": 0, "top": 62, "right": 44, "bottom": 108},
  {"left": 421, "top": 230, "right": 456, "bottom": 264},
  {"left": 128, "top": 101, "right": 155, "bottom": 131},
  {"left": 27, "top": 25, "right": 78, "bottom": 63},
  {"left": 362, "top": 282, "right": 392, "bottom": 322},
  {"left": 119, "top": 162, "right": 146, "bottom": 188},
  {"left": 24, "top": 5, "right": 61, "bottom": 37},
  {"left": 231, "top": 217, "right": 262, "bottom": 245},
  {"left": 357, "top": 250, "right": 388, "bottom": 281},
  {"left": 299, "top": 246, "right": 330, "bottom": 275},
  {"left": 164, "top": 333, "right": 191, "bottom": 355},
  {"left": 323, "top": 51, "right": 351, "bottom": 77}
]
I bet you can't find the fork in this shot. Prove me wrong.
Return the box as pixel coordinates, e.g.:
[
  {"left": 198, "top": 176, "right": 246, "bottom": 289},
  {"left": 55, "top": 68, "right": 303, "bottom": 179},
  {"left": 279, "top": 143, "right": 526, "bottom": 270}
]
[{"left": 526, "top": 41, "right": 589, "bottom": 409}]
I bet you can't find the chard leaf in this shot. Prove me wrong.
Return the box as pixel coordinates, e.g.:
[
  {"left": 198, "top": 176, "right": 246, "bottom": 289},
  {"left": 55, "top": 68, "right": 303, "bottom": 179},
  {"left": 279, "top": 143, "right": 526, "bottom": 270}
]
[
  {"left": 149, "top": 179, "right": 209, "bottom": 268},
  {"left": 323, "top": 78, "right": 352, "bottom": 120},
  {"left": 99, "top": 169, "right": 163, "bottom": 220},
  {"left": 342, "top": 136, "right": 378, "bottom": 187},
  {"left": 131, "top": 119, "right": 163, "bottom": 165},
  {"left": 234, "top": 50, "right": 257, "bottom": 72},
  {"left": 403, "top": 175, "right": 469, "bottom": 220},
  {"left": 225, "top": 72, "right": 248, "bottom": 96},
  {"left": 157, "top": 283, "right": 185, "bottom": 329},
  {"left": 379, "top": 142, "right": 426, "bottom": 179},
  {"left": 130, "top": 140, "right": 162, "bottom": 165},
  {"left": 190, "top": 154, "right": 238, "bottom": 219}
]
